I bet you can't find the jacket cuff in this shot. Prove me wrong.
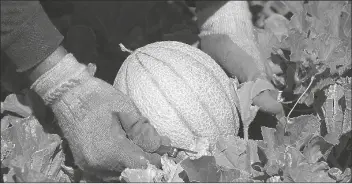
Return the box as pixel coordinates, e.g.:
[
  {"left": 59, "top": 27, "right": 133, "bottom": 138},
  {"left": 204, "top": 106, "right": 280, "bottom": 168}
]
[{"left": 3, "top": 5, "right": 64, "bottom": 72}]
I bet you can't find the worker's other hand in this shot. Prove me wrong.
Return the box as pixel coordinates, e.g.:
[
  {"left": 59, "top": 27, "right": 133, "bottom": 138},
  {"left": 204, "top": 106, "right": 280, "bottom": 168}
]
[{"left": 199, "top": 34, "right": 285, "bottom": 120}]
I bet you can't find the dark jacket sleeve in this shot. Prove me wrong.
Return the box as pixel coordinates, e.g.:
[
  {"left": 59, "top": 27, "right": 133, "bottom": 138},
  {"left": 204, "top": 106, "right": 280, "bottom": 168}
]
[{"left": 1, "top": 1, "right": 64, "bottom": 72}]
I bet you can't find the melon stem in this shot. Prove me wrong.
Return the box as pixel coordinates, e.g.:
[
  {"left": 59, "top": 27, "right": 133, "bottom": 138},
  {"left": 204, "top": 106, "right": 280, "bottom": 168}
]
[{"left": 119, "top": 43, "right": 133, "bottom": 53}]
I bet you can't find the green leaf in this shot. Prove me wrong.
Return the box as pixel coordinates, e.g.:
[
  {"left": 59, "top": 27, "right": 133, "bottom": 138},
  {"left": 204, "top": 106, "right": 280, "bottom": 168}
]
[
  {"left": 257, "top": 147, "right": 268, "bottom": 165},
  {"left": 303, "top": 136, "right": 334, "bottom": 163},
  {"left": 323, "top": 84, "right": 345, "bottom": 135},
  {"left": 328, "top": 167, "right": 343, "bottom": 180},
  {"left": 161, "top": 155, "right": 184, "bottom": 182},
  {"left": 180, "top": 156, "right": 220, "bottom": 182},
  {"left": 120, "top": 155, "right": 186, "bottom": 183},
  {"left": 255, "top": 28, "right": 282, "bottom": 61},
  {"left": 267, "top": 175, "right": 282, "bottom": 182},
  {"left": 283, "top": 1, "right": 310, "bottom": 33},
  {"left": 1, "top": 116, "right": 70, "bottom": 182},
  {"left": 214, "top": 135, "right": 247, "bottom": 170},
  {"left": 1, "top": 94, "right": 32, "bottom": 118},
  {"left": 282, "top": 29, "right": 309, "bottom": 62},
  {"left": 251, "top": 162, "right": 265, "bottom": 172},
  {"left": 120, "top": 163, "right": 164, "bottom": 182},
  {"left": 287, "top": 161, "right": 335, "bottom": 182},
  {"left": 324, "top": 132, "right": 341, "bottom": 145},
  {"left": 284, "top": 115, "right": 321, "bottom": 148},
  {"left": 336, "top": 49, "right": 351, "bottom": 76},
  {"left": 311, "top": 34, "right": 346, "bottom": 75},
  {"left": 261, "top": 126, "right": 281, "bottom": 149},
  {"left": 341, "top": 168, "right": 351, "bottom": 182},
  {"left": 283, "top": 1, "right": 304, "bottom": 15},
  {"left": 264, "top": 14, "right": 290, "bottom": 42},
  {"left": 304, "top": 78, "right": 335, "bottom": 106},
  {"left": 326, "top": 131, "right": 352, "bottom": 171},
  {"left": 246, "top": 140, "right": 262, "bottom": 175},
  {"left": 284, "top": 146, "right": 306, "bottom": 169},
  {"left": 259, "top": 127, "right": 288, "bottom": 177},
  {"left": 60, "top": 165, "right": 83, "bottom": 182},
  {"left": 342, "top": 77, "right": 351, "bottom": 134},
  {"left": 318, "top": 2, "right": 346, "bottom": 37},
  {"left": 327, "top": 167, "right": 351, "bottom": 182},
  {"left": 340, "top": 2, "right": 351, "bottom": 40},
  {"left": 218, "top": 167, "right": 243, "bottom": 182},
  {"left": 12, "top": 164, "right": 56, "bottom": 182},
  {"left": 236, "top": 80, "right": 275, "bottom": 140}
]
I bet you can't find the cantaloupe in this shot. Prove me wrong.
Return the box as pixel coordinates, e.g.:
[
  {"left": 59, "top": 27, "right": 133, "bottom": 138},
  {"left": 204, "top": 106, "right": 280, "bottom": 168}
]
[{"left": 113, "top": 41, "right": 239, "bottom": 156}]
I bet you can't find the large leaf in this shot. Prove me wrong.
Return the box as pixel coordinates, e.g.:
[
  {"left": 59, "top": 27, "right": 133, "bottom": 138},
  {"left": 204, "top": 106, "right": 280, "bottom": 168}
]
[
  {"left": 255, "top": 28, "right": 283, "bottom": 61},
  {"left": 340, "top": 2, "right": 351, "bottom": 41},
  {"left": 302, "top": 78, "right": 335, "bottom": 106},
  {"left": 161, "top": 155, "right": 185, "bottom": 182},
  {"left": 179, "top": 156, "right": 220, "bottom": 182},
  {"left": 218, "top": 167, "right": 243, "bottom": 182},
  {"left": 308, "top": 1, "right": 347, "bottom": 37},
  {"left": 282, "top": 29, "right": 309, "bottom": 62},
  {"left": 1, "top": 115, "right": 70, "bottom": 182},
  {"left": 286, "top": 161, "right": 335, "bottom": 182},
  {"left": 264, "top": 14, "right": 290, "bottom": 42},
  {"left": 327, "top": 131, "right": 352, "bottom": 172},
  {"left": 120, "top": 163, "right": 165, "bottom": 182},
  {"left": 283, "top": 1, "right": 304, "bottom": 16},
  {"left": 284, "top": 115, "right": 321, "bottom": 148},
  {"left": 120, "top": 155, "right": 188, "bottom": 182},
  {"left": 284, "top": 1, "right": 310, "bottom": 33},
  {"left": 236, "top": 79, "right": 275, "bottom": 141},
  {"left": 214, "top": 135, "right": 247, "bottom": 170},
  {"left": 342, "top": 77, "right": 351, "bottom": 134},
  {"left": 259, "top": 127, "right": 287, "bottom": 177},
  {"left": 121, "top": 164, "right": 163, "bottom": 183},
  {"left": 283, "top": 146, "right": 332, "bottom": 183},
  {"left": 328, "top": 167, "right": 352, "bottom": 182},
  {"left": 302, "top": 135, "right": 334, "bottom": 163},
  {"left": 179, "top": 155, "right": 251, "bottom": 183},
  {"left": 1, "top": 90, "right": 48, "bottom": 121},
  {"left": 322, "top": 84, "right": 345, "bottom": 135},
  {"left": 1, "top": 94, "right": 32, "bottom": 118}
]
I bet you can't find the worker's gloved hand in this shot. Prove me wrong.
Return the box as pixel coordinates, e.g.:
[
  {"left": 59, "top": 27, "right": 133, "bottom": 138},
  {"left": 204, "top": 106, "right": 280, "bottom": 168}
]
[
  {"left": 196, "top": 1, "right": 285, "bottom": 121},
  {"left": 30, "top": 53, "right": 170, "bottom": 178}
]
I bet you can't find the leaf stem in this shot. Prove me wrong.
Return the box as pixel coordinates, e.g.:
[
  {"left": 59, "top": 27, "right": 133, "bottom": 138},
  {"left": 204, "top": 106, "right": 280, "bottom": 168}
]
[
  {"left": 285, "top": 76, "right": 315, "bottom": 130},
  {"left": 244, "top": 125, "right": 249, "bottom": 142}
]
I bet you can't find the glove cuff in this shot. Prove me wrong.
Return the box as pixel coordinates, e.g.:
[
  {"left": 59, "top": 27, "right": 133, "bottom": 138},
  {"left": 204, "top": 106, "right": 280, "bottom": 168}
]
[
  {"left": 198, "top": 1, "right": 253, "bottom": 38},
  {"left": 30, "top": 54, "right": 91, "bottom": 105}
]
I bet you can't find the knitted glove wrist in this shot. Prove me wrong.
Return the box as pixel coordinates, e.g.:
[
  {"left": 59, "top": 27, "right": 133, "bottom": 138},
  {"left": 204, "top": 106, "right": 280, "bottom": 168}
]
[{"left": 30, "top": 54, "right": 91, "bottom": 105}]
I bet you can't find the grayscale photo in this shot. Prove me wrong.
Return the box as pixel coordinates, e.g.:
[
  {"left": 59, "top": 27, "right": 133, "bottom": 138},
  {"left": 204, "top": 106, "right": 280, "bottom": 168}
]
[{"left": 1, "top": 0, "right": 351, "bottom": 183}]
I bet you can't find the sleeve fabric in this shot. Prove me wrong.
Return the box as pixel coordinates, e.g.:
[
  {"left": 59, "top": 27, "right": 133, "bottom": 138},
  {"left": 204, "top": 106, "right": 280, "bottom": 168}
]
[{"left": 1, "top": 0, "right": 64, "bottom": 72}]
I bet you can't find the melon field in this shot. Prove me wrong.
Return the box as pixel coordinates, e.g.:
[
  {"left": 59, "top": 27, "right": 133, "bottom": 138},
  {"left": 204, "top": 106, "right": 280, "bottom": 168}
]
[{"left": 1, "top": 1, "right": 351, "bottom": 182}]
